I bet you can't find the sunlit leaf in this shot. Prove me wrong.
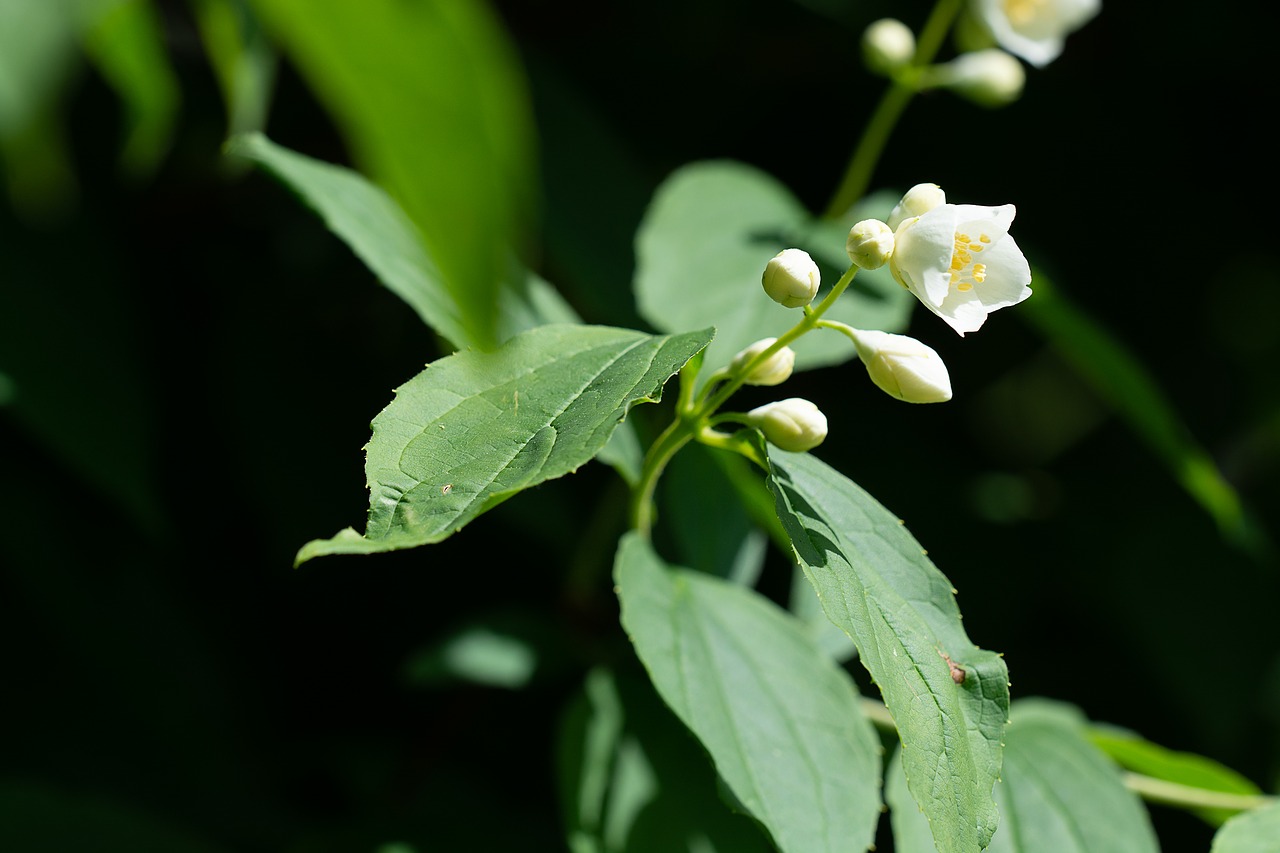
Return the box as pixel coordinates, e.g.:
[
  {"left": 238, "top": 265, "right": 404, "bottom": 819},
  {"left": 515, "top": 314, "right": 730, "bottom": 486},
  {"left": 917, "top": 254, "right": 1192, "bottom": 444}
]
[
  {"left": 297, "top": 325, "right": 712, "bottom": 563},
  {"left": 614, "top": 534, "right": 883, "bottom": 853},
  {"left": 888, "top": 699, "right": 1159, "bottom": 853},
  {"left": 767, "top": 448, "right": 1008, "bottom": 853},
  {"left": 249, "top": 0, "right": 536, "bottom": 349},
  {"left": 634, "top": 161, "right": 912, "bottom": 384}
]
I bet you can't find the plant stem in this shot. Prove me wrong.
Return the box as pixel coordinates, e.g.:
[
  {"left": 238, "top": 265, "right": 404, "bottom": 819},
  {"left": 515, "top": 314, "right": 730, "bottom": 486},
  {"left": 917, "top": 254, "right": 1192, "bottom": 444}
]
[
  {"left": 821, "top": 0, "right": 963, "bottom": 219},
  {"left": 1121, "top": 773, "right": 1278, "bottom": 813}
]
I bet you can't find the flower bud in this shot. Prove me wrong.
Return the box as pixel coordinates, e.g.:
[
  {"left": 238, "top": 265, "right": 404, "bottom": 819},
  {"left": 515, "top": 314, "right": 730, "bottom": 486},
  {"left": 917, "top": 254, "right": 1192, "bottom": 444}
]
[
  {"left": 849, "top": 328, "right": 953, "bottom": 403},
  {"left": 762, "top": 248, "right": 820, "bottom": 309},
  {"left": 862, "top": 18, "right": 916, "bottom": 75},
  {"left": 730, "top": 338, "right": 796, "bottom": 386},
  {"left": 936, "top": 49, "right": 1025, "bottom": 108},
  {"left": 846, "top": 219, "right": 895, "bottom": 270},
  {"left": 746, "top": 398, "right": 828, "bottom": 452},
  {"left": 887, "top": 183, "right": 946, "bottom": 230}
]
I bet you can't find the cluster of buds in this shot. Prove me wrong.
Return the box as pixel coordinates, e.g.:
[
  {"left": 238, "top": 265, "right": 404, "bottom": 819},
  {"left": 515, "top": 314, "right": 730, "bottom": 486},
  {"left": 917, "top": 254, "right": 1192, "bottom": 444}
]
[
  {"left": 861, "top": 0, "right": 1098, "bottom": 108},
  {"left": 744, "top": 181, "right": 1031, "bottom": 453}
]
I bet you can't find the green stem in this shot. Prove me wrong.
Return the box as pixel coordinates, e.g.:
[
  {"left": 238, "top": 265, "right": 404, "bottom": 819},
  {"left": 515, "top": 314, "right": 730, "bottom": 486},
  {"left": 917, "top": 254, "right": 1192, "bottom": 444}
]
[
  {"left": 821, "top": 0, "right": 963, "bottom": 219},
  {"left": 1121, "top": 773, "right": 1279, "bottom": 813}
]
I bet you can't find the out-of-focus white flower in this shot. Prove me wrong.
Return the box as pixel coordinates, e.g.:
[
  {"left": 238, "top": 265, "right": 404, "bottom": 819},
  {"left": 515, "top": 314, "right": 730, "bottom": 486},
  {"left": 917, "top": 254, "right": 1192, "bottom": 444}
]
[
  {"left": 887, "top": 183, "right": 946, "bottom": 231},
  {"left": 889, "top": 202, "right": 1032, "bottom": 335},
  {"left": 762, "top": 248, "right": 820, "bottom": 309},
  {"left": 746, "top": 398, "right": 828, "bottom": 452},
  {"left": 862, "top": 18, "right": 916, "bottom": 75},
  {"left": 730, "top": 338, "right": 796, "bottom": 386},
  {"left": 935, "top": 49, "right": 1026, "bottom": 107},
  {"left": 846, "top": 219, "right": 895, "bottom": 270},
  {"left": 971, "top": 0, "right": 1101, "bottom": 67},
  {"left": 847, "top": 328, "right": 953, "bottom": 403}
]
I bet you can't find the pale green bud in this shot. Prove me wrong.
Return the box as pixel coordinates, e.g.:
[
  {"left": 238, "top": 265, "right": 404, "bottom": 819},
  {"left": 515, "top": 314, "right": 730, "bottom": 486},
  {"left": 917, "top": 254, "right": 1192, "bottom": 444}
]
[
  {"left": 762, "top": 248, "right": 820, "bottom": 309},
  {"left": 862, "top": 18, "right": 916, "bottom": 75},
  {"left": 936, "top": 49, "right": 1026, "bottom": 108},
  {"left": 730, "top": 338, "right": 796, "bottom": 386},
  {"left": 849, "top": 328, "right": 953, "bottom": 403},
  {"left": 887, "top": 183, "right": 946, "bottom": 230},
  {"left": 846, "top": 219, "right": 895, "bottom": 270},
  {"left": 746, "top": 398, "right": 828, "bottom": 452}
]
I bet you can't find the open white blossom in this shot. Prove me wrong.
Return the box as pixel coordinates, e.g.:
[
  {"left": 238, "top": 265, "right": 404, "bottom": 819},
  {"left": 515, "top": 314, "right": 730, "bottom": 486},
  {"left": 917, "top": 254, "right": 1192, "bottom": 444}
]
[
  {"left": 848, "top": 329, "right": 953, "bottom": 403},
  {"left": 889, "top": 202, "right": 1031, "bottom": 335},
  {"left": 746, "top": 398, "right": 828, "bottom": 452},
  {"left": 971, "top": 0, "right": 1100, "bottom": 67}
]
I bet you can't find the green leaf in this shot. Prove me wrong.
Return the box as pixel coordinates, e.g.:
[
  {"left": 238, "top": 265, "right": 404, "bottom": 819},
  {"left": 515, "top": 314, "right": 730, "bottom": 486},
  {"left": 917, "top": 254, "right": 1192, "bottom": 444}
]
[
  {"left": 297, "top": 325, "right": 712, "bottom": 564},
  {"left": 614, "top": 533, "right": 883, "bottom": 853},
  {"left": 767, "top": 449, "right": 1009, "bottom": 853},
  {"left": 192, "top": 0, "right": 277, "bottom": 139},
  {"left": 634, "top": 161, "right": 912, "bottom": 384},
  {"left": 1021, "top": 269, "right": 1258, "bottom": 550},
  {"left": 1212, "top": 801, "right": 1280, "bottom": 853},
  {"left": 249, "top": 0, "right": 535, "bottom": 349},
  {"left": 663, "top": 444, "right": 766, "bottom": 585},
  {"left": 1090, "top": 725, "right": 1263, "bottom": 825},
  {"left": 82, "top": 0, "right": 180, "bottom": 177},
  {"left": 888, "top": 699, "right": 1159, "bottom": 853}
]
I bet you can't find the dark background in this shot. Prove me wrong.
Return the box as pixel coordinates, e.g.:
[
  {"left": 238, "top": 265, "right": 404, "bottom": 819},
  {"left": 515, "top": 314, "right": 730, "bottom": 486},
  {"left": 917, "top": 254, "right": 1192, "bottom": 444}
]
[{"left": 2, "top": 0, "right": 1276, "bottom": 850}]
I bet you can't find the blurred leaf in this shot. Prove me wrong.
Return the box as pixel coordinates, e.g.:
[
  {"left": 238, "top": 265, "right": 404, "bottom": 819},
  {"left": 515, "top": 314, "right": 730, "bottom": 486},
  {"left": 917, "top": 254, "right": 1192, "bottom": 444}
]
[
  {"left": 82, "top": 0, "right": 179, "bottom": 177},
  {"left": 888, "top": 699, "right": 1159, "bottom": 853},
  {"left": 297, "top": 324, "right": 713, "bottom": 564},
  {"left": 192, "top": 0, "right": 276, "bottom": 139},
  {"left": 767, "top": 448, "right": 1008, "bottom": 853},
  {"left": 1211, "top": 801, "right": 1280, "bottom": 853},
  {"left": 1090, "top": 725, "right": 1263, "bottom": 826},
  {"left": 663, "top": 443, "right": 766, "bottom": 584},
  {"left": 1022, "top": 270, "right": 1256, "bottom": 549},
  {"left": 405, "top": 626, "right": 537, "bottom": 689},
  {"left": 557, "top": 668, "right": 771, "bottom": 853},
  {"left": 614, "top": 534, "right": 883, "bottom": 853},
  {"left": 249, "top": 0, "right": 536, "bottom": 349},
  {"left": 634, "top": 161, "right": 912, "bottom": 385},
  {"left": 0, "top": 0, "right": 80, "bottom": 134}
]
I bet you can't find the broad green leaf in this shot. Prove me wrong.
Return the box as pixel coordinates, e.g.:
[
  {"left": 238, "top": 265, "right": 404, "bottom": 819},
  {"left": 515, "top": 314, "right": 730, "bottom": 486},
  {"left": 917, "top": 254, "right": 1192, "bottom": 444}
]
[
  {"left": 767, "top": 449, "right": 1009, "bottom": 853},
  {"left": 789, "top": 565, "right": 858, "bottom": 663},
  {"left": 192, "top": 0, "right": 277, "bottom": 139},
  {"left": 297, "top": 324, "right": 712, "bottom": 564},
  {"left": 249, "top": 0, "right": 535, "bottom": 349},
  {"left": 634, "top": 161, "right": 912, "bottom": 384},
  {"left": 82, "top": 0, "right": 179, "bottom": 177},
  {"left": 889, "top": 699, "right": 1159, "bottom": 853},
  {"left": 1212, "top": 801, "right": 1280, "bottom": 853},
  {"left": 1022, "top": 270, "right": 1256, "bottom": 549},
  {"left": 1090, "top": 725, "right": 1263, "bottom": 825},
  {"left": 664, "top": 443, "right": 766, "bottom": 585},
  {"left": 614, "top": 533, "right": 883, "bottom": 853}
]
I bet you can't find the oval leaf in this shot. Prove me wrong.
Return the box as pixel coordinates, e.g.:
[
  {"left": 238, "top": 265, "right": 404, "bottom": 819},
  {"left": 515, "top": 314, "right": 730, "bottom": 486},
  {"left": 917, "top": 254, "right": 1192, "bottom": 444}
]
[
  {"left": 634, "top": 160, "right": 912, "bottom": 384},
  {"left": 889, "top": 699, "right": 1159, "bottom": 853},
  {"left": 767, "top": 449, "right": 1009, "bottom": 853},
  {"left": 298, "top": 325, "right": 712, "bottom": 564},
  {"left": 614, "top": 533, "right": 883, "bottom": 853},
  {"left": 1212, "top": 802, "right": 1280, "bottom": 853}
]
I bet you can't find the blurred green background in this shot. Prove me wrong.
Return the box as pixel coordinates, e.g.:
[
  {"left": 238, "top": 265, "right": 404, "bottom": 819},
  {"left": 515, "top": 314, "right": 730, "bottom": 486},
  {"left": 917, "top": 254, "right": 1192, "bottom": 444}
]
[{"left": 1, "top": 0, "right": 1276, "bottom": 850}]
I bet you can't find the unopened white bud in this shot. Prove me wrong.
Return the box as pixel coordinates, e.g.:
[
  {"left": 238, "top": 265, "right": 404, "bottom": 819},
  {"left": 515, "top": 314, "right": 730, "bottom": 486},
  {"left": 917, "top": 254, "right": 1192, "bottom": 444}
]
[
  {"left": 746, "top": 398, "right": 828, "bottom": 452},
  {"left": 862, "top": 18, "right": 916, "bottom": 75},
  {"left": 849, "top": 328, "right": 953, "bottom": 403},
  {"left": 762, "top": 248, "right": 820, "bottom": 309},
  {"left": 936, "top": 49, "right": 1025, "bottom": 107},
  {"left": 887, "top": 183, "right": 946, "bottom": 230},
  {"left": 846, "top": 219, "right": 895, "bottom": 270},
  {"left": 730, "top": 338, "right": 796, "bottom": 386}
]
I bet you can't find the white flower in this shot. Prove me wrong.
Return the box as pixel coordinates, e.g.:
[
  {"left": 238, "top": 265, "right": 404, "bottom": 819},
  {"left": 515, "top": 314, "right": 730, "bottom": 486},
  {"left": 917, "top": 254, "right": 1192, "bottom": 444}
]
[
  {"left": 862, "top": 18, "right": 916, "bottom": 75},
  {"left": 846, "top": 219, "right": 895, "bottom": 270},
  {"left": 887, "top": 183, "right": 946, "bottom": 230},
  {"left": 889, "top": 202, "right": 1031, "bottom": 335},
  {"left": 762, "top": 248, "right": 820, "bottom": 309},
  {"left": 848, "top": 329, "right": 953, "bottom": 403},
  {"left": 746, "top": 398, "right": 828, "bottom": 452},
  {"left": 730, "top": 338, "right": 796, "bottom": 386},
  {"left": 936, "top": 49, "right": 1026, "bottom": 107},
  {"left": 971, "top": 0, "right": 1100, "bottom": 67}
]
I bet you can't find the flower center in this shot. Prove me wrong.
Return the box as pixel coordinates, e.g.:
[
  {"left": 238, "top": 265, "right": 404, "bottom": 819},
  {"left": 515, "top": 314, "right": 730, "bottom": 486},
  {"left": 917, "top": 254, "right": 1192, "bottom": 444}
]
[
  {"left": 948, "top": 231, "right": 991, "bottom": 293},
  {"left": 1002, "top": 0, "right": 1047, "bottom": 27}
]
